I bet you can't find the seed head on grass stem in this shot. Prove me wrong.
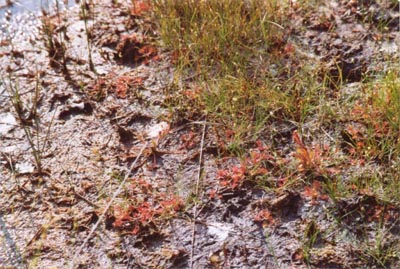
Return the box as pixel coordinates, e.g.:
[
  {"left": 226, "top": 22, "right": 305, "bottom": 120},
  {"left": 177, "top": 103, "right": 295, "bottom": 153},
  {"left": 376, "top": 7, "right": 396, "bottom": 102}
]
[{"left": 80, "top": 0, "right": 96, "bottom": 73}]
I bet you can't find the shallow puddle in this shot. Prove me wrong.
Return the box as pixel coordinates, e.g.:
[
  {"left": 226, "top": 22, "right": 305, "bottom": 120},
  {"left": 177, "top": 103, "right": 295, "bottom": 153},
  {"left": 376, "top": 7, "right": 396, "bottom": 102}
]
[
  {"left": 0, "top": 0, "right": 76, "bottom": 16},
  {"left": 0, "top": 0, "right": 76, "bottom": 42}
]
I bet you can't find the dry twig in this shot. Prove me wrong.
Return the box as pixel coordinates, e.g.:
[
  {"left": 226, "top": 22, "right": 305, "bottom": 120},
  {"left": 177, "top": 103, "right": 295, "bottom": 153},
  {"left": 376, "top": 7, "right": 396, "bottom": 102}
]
[
  {"left": 190, "top": 119, "right": 207, "bottom": 269},
  {"left": 69, "top": 142, "right": 148, "bottom": 269}
]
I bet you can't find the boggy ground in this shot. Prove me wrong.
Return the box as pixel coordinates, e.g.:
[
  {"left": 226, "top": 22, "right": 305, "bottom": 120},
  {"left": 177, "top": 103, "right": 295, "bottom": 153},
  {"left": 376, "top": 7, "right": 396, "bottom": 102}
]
[{"left": 0, "top": 0, "right": 400, "bottom": 268}]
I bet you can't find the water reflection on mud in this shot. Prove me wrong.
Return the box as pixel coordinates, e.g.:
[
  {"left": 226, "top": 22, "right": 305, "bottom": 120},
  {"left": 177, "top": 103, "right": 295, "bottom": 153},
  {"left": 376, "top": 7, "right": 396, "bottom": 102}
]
[{"left": 0, "top": 0, "right": 76, "bottom": 43}]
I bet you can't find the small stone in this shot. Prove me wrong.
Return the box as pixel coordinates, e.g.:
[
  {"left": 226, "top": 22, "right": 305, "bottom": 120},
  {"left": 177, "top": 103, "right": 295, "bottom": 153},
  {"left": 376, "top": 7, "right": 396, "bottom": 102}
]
[
  {"left": 15, "top": 162, "right": 34, "bottom": 174},
  {"left": 0, "top": 112, "right": 17, "bottom": 135}
]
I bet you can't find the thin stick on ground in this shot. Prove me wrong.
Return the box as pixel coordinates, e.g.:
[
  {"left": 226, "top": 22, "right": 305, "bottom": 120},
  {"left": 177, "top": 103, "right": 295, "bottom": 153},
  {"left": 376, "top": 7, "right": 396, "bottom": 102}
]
[
  {"left": 0, "top": 213, "right": 25, "bottom": 267},
  {"left": 190, "top": 119, "right": 207, "bottom": 269},
  {"left": 69, "top": 142, "right": 148, "bottom": 269}
]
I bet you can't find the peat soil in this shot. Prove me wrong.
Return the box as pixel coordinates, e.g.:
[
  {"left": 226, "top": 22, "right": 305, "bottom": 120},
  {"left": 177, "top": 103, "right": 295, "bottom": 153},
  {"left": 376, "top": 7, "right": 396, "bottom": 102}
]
[{"left": 0, "top": 0, "right": 399, "bottom": 268}]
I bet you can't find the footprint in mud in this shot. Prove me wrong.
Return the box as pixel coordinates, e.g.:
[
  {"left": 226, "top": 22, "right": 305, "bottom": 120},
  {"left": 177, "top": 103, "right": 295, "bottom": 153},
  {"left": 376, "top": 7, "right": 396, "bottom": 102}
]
[
  {"left": 58, "top": 101, "right": 93, "bottom": 120},
  {"left": 115, "top": 112, "right": 153, "bottom": 147}
]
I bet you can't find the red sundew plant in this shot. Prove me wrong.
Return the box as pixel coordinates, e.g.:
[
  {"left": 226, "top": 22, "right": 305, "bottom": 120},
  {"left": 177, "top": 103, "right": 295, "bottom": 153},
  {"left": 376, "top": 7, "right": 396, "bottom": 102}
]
[
  {"left": 114, "top": 76, "right": 131, "bottom": 99},
  {"left": 217, "top": 165, "right": 247, "bottom": 189},
  {"left": 159, "top": 196, "right": 184, "bottom": 213},
  {"left": 113, "top": 75, "right": 145, "bottom": 98},
  {"left": 112, "top": 205, "right": 134, "bottom": 229},
  {"left": 349, "top": 73, "right": 400, "bottom": 159},
  {"left": 303, "top": 181, "right": 329, "bottom": 205},
  {"left": 131, "top": 0, "right": 152, "bottom": 16},
  {"left": 113, "top": 195, "right": 183, "bottom": 235},
  {"left": 253, "top": 209, "right": 275, "bottom": 226},
  {"left": 216, "top": 140, "right": 275, "bottom": 189},
  {"left": 246, "top": 141, "right": 275, "bottom": 177},
  {"left": 344, "top": 124, "right": 366, "bottom": 156},
  {"left": 292, "top": 131, "right": 335, "bottom": 176},
  {"left": 208, "top": 189, "right": 222, "bottom": 200},
  {"left": 112, "top": 178, "right": 183, "bottom": 235},
  {"left": 292, "top": 131, "right": 320, "bottom": 172},
  {"left": 179, "top": 131, "right": 198, "bottom": 150},
  {"left": 138, "top": 45, "right": 159, "bottom": 64}
]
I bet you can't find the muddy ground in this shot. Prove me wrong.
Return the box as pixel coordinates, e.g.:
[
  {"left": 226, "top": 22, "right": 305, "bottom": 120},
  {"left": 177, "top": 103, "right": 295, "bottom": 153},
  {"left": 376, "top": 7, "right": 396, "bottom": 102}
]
[{"left": 0, "top": 0, "right": 400, "bottom": 268}]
